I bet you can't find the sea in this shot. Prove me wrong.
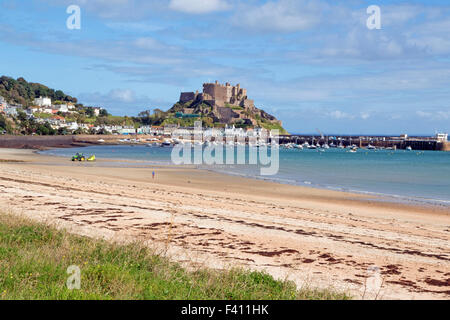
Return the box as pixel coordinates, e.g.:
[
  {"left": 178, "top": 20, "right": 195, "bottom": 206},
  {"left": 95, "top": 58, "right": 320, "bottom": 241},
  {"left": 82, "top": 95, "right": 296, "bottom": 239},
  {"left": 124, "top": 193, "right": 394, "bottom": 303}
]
[{"left": 40, "top": 145, "right": 450, "bottom": 206}]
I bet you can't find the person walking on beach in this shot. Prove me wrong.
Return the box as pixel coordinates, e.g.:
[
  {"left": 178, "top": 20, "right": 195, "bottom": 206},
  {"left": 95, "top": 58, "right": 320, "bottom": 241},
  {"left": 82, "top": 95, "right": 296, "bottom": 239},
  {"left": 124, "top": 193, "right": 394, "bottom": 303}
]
[{"left": 152, "top": 171, "right": 155, "bottom": 179}]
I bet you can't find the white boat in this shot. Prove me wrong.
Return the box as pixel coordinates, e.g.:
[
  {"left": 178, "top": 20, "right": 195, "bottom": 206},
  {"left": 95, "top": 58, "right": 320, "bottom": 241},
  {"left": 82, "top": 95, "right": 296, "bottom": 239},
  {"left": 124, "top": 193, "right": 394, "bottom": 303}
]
[
  {"left": 367, "top": 144, "right": 376, "bottom": 150},
  {"left": 322, "top": 143, "right": 330, "bottom": 149},
  {"left": 146, "top": 142, "right": 161, "bottom": 147},
  {"left": 406, "top": 146, "right": 412, "bottom": 151}
]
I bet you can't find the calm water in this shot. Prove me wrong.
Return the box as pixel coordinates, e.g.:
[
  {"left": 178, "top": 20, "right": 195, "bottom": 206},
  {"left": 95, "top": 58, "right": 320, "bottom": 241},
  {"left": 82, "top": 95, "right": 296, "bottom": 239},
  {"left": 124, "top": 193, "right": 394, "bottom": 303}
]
[{"left": 41, "top": 145, "right": 450, "bottom": 205}]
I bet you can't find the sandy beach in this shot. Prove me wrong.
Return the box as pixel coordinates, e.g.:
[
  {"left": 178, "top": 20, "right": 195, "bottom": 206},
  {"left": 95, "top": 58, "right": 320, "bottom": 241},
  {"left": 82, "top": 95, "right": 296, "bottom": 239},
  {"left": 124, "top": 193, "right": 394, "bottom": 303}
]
[{"left": 0, "top": 148, "right": 449, "bottom": 299}]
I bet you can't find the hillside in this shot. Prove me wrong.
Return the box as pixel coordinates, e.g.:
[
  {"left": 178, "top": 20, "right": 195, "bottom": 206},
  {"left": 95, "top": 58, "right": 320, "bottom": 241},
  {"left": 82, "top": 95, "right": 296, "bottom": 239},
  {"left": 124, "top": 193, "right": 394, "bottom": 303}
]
[
  {"left": 165, "top": 81, "right": 288, "bottom": 134},
  {"left": 167, "top": 100, "right": 287, "bottom": 134},
  {"left": 0, "top": 76, "right": 288, "bottom": 135},
  {"left": 0, "top": 76, "right": 77, "bottom": 106}
]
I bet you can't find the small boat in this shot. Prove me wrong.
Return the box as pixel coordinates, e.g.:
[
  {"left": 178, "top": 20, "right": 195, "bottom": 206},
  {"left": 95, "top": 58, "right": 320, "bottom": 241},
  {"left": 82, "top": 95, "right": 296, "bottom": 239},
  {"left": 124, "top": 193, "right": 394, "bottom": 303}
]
[
  {"left": 162, "top": 141, "right": 172, "bottom": 147},
  {"left": 307, "top": 141, "right": 317, "bottom": 149},
  {"left": 367, "top": 144, "right": 376, "bottom": 150},
  {"left": 406, "top": 146, "right": 412, "bottom": 151}
]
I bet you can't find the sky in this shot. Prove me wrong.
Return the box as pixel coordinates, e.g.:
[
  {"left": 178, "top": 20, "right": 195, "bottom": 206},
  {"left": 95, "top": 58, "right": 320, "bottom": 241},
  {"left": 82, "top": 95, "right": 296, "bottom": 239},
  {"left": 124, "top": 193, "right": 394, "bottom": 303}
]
[{"left": 0, "top": 0, "right": 449, "bottom": 135}]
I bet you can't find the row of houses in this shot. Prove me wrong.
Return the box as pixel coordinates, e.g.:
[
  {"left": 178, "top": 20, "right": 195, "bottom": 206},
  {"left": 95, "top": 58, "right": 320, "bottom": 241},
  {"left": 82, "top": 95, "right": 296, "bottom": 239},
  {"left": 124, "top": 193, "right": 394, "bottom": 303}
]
[
  {"left": 2, "top": 95, "right": 274, "bottom": 137},
  {"left": 127, "top": 125, "right": 273, "bottom": 138},
  {"left": 1, "top": 95, "right": 104, "bottom": 119},
  {"left": 33, "top": 96, "right": 102, "bottom": 116},
  {"left": 0, "top": 96, "right": 22, "bottom": 117}
]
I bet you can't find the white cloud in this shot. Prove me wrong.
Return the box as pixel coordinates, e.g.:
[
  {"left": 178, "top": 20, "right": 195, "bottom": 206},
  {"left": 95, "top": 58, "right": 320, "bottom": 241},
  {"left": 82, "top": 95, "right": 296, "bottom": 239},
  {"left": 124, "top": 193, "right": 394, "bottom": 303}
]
[
  {"left": 109, "top": 89, "right": 136, "bottom": 103},
  {"left": 169, "top": 0, "right": 230, "bottom": 14},
  {"left": 233, "top": 0, "right": 323, "bottom": 32},
  {"left": 360, "top": 112, "right": 370, "bottom": 120},
  {"left": 328, "top": 110, "right": 354, "bottom": 120},
  {"left": 416, "top": 110, "right": 450, "bottom": 120}
]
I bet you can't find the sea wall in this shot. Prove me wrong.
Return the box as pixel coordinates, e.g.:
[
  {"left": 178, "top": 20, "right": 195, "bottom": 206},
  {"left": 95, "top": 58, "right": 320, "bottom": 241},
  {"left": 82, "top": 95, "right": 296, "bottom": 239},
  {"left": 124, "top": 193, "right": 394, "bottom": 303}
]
[
  {"left": 0, "top": 135, "right": 77, "bottom": 149},
  {"left": 441, "top": 142, "right": 450, "bottom": 151}
]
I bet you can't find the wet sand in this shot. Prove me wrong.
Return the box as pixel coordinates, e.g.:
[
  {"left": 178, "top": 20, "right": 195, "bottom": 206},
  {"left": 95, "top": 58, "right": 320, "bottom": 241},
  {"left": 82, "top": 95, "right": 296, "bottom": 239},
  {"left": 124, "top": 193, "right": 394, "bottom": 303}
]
[{"left": 0, "top": 148, "right": 449, "bottom": 299}]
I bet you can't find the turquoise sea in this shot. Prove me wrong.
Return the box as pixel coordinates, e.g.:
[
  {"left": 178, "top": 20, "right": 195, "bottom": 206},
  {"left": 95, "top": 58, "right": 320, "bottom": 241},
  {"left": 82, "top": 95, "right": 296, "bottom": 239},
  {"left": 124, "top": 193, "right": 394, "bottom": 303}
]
[{"left": 41, "top": 145, "right": 450, "bottom": 206}]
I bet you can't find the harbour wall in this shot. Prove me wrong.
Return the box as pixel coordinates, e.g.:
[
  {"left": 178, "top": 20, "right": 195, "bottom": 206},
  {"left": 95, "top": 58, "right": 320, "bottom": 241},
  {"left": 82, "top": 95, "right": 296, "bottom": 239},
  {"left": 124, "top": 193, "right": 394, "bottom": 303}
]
[{"left": 278, "top": 135, "right": 449, "bottom": 151}]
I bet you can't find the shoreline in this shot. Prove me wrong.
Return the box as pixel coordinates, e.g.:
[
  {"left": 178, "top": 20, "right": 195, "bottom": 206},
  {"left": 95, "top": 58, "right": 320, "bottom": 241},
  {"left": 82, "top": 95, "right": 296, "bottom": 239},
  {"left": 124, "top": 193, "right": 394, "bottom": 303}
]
[
  {"left": 39, "top": 144, "right": 450, "bottom": 210},
  {"left": 1, "top": 148, "right": 449, "bottom": 299}
]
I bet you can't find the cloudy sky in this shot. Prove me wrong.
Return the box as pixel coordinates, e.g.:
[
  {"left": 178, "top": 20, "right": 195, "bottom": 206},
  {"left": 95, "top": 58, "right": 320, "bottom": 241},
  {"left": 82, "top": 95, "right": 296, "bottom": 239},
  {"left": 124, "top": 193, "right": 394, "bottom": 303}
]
[{"left": 1, "top": 0, "right": 449, "bottom": 134}]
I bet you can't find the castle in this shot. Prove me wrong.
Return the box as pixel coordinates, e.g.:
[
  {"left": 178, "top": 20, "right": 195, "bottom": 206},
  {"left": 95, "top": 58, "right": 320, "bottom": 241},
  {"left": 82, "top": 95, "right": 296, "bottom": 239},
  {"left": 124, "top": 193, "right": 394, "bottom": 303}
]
[
  {"left": 180, "top": 81, "right": 255, "bottom": 109},
  {"left": 174, "top": 81, "right": 282, "bottom": 128}
]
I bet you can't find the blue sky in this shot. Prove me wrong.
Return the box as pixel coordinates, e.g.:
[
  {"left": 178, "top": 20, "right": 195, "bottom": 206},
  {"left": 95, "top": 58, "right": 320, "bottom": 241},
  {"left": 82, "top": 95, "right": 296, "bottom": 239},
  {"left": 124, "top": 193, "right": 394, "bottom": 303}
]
[{"left": 1, "top": 0, "right": 449, "bottom": 134}]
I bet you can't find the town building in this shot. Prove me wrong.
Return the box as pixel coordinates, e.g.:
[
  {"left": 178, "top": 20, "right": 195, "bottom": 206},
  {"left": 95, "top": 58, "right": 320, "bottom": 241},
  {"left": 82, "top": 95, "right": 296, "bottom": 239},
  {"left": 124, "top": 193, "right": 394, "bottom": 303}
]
[
  {"left": 436, "top": 133, "right": 448, "bottom": 142},
  {"left": 92, "top": 107, "right": 102, "bottom": 117},
  {"left": 33, "top": 96, "right": 52, "bottom": 107},
  {"left": 5, "top": 105, "right": 19, "bottom": 117},
  {"left": 0, "top": 96, "right": 7, "bottom": 114}
]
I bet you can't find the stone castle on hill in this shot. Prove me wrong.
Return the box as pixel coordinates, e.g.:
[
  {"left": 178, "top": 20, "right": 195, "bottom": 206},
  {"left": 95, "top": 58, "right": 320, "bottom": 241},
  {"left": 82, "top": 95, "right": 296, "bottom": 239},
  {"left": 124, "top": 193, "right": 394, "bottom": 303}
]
[
  {"left": 175, "top": 81, "right": 283, "bottom": 128},
  {"left": 180, "top": 81, "right": 255, "bottom": 109}
]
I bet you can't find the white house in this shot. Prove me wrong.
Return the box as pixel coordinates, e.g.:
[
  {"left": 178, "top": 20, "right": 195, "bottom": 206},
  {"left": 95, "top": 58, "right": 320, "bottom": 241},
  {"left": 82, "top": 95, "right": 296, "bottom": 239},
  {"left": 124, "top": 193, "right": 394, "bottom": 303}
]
[
  {"left": 5, "top": 105, "right": 18, "bottom": 116},
  {"left": 55, "top": 104, "right": 69, "bottom": 113},
  {"left": 118, "top": 127, "right": 136, "bottom": 135},
  {"left": 225, "top": 125, "right": 245, "bottom": 137},
  {"left": 93, "top": 107, "right": 102, "bottom": 117},
  {"left": 42, "top": 107, "right": 54, "bottom": 114},
  {"left": 66, "top": 122, "right": 79, "bottom": 131},
  {"left": 34, "top": 96, "right": 52, "bottom": 107},
  {"left": 436, "top": 133, "right": 448, "bottom": 142},
  {"left": 0, "top": 96, "right": 7, "bottom": 113}
]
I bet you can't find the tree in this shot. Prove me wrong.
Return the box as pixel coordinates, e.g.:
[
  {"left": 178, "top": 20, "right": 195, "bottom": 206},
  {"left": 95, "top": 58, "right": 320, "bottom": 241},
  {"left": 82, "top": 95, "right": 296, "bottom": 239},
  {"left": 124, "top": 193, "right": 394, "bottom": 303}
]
[
  {"left": 55, "top": 90, "right": 65, "bottom": 101},
  {"left": 99, "top": 109, "right": 109, "bottom": 117},
  {"left": 139, "top": 110, "right": 152, "bottom": 118},
  {"left": 58, "top": 127, "right": 68, "bottom": 135},
  {"left": 85, "top": 107, "right": 95, "bottom": 118},
  {"left": 0, "top": 114, "right": 12, "bottom": 134}
]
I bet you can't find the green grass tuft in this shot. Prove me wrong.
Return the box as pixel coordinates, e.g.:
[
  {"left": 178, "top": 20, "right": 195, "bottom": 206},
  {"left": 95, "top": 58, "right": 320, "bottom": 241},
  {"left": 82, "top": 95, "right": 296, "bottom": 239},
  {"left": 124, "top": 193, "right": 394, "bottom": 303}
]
[{"left": 0, "top": 213, "right": 350, "bottom": 300}]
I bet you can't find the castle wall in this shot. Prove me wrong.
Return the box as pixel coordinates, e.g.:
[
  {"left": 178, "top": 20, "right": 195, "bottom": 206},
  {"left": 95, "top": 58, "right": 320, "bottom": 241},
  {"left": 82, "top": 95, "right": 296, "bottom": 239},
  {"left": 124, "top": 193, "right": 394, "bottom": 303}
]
[
  {"left": 203, "top": 83, "right": 228, "bottom": 107},
  {"left": 201, "top": 81, "right": 253, "bottom": 108},
  {"left": 242, "top": 99, "right": 254, "bottom": 109},
  {"left": 180, "top": 92, "right": 196, "bottom": 103}
]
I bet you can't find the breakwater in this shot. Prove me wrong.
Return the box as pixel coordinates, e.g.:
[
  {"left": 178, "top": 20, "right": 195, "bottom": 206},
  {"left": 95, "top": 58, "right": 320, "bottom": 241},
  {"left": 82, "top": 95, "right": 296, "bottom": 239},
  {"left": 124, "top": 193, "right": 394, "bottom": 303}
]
[{"left": 279, "top": 135, "right": 449, "bottom": 151}]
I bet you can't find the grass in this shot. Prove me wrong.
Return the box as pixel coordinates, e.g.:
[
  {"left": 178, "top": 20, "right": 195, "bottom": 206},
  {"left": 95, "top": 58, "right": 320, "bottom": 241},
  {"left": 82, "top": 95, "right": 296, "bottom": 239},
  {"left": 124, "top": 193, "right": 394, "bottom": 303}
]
[
  {"left": 0, "top": 213, "right": 350, "bottom": 300},
  {"left": 32, "top": 113, "right": 53, "bottom": 119}
]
